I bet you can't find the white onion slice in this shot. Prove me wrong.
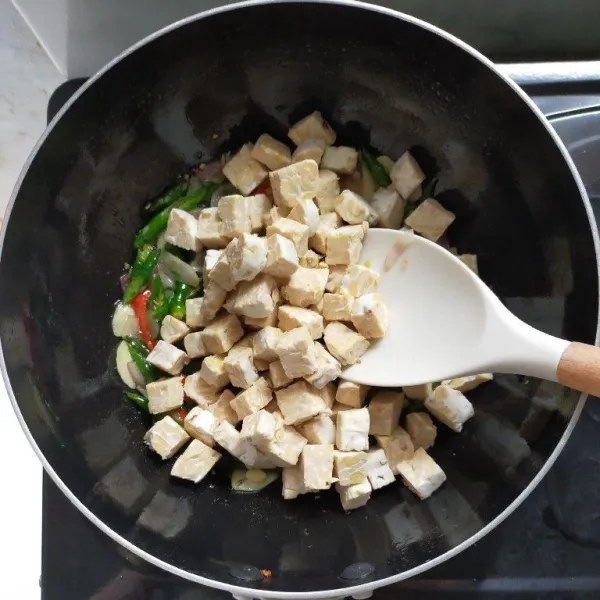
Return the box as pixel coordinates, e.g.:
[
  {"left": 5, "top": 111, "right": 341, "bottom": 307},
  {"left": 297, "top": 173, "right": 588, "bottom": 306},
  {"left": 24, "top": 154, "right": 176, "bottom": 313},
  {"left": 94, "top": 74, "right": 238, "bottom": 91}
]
[
  {"left": 116, "top": 341, "right": 136, "bottom": 388},
  {"left": 160, "top": 252, "right": 200, "bottom": 287},
  {"left": 112, "top": 303, "right": 139, "bottom": 338}
]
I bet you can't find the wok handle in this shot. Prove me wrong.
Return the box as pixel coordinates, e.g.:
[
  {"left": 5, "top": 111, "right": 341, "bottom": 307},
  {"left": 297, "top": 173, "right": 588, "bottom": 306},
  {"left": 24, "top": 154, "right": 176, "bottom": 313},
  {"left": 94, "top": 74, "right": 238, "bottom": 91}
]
[{"left": 557, "top": 342, "right": 600, "bottom": 397}]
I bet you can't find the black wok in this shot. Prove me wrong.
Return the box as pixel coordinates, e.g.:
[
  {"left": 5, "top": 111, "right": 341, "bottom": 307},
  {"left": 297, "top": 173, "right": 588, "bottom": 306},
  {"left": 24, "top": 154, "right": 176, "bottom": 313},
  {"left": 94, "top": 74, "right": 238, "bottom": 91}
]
[{"left": 1, "top": 1, "right": 598, "bottom": 596}]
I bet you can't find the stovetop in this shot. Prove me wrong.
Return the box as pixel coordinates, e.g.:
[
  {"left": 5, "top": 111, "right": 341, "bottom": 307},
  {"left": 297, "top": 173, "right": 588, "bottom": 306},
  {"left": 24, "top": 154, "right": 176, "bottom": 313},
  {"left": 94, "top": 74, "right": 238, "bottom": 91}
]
[{"left": 42, "top": 77, "right": 600, "bottom": 600}]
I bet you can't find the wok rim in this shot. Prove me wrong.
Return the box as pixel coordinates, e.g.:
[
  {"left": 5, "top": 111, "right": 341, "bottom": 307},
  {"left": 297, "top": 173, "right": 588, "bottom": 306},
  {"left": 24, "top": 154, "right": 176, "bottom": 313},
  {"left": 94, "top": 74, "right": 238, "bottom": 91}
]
[{"left": 1, "top": 0, "right": 598, "bottom": 596}]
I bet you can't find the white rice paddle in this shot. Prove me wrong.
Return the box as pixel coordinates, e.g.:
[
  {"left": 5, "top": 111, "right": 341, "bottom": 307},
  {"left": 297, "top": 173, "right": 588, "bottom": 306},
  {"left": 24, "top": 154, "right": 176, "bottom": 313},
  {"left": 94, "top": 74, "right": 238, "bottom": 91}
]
[{"left": 342, "top": 228, "right": 600, "bottom": 395}]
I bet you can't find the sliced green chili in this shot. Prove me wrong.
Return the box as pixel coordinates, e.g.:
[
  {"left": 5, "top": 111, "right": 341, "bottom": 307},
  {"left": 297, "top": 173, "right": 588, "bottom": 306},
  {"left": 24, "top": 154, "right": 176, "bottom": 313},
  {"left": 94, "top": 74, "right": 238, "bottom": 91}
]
[
  {"left": 126, "top": 391, "right": 149, "bottom": 413},
  {"left": 150, "top": 274, "right": 170, "bottom": 323},
  {"left": 123, "top": 245, "right": 161, "bottom": 304},
  {"left": 361, "top": 149, "right": 391, "bottom": 187},
  {"left": 125, "top": 338, "right": 158, "bottom": 382},
  {"left": 145, "top": 182, "right": 189, "bottom": 213},
  {"left": 169, "top": 281, "right": 195, "bottom": 321},
  {"left": 134, "top": 182, "right": 218, "bottom": 249}
]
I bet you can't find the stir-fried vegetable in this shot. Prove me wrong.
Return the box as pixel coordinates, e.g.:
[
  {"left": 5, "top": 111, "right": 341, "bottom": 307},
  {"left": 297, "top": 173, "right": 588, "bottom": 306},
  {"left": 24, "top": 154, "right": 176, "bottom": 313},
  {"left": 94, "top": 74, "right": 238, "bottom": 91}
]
[
  {"left": 134, "top": 182, "right": 218, "bottom": 249},
  {"left": 150, "top": 274, "right": 170, "bottom": 322},
  {"left": 361, "top": 149, "right": 391, "bottom": 187},
  {"left": 169, "top": 281, "right": 194, "bottom": 320},
  {"left": 145, "top": 181, "right": 189, "bottom": 213},
  {"left": 131, "top": 289, "right": 157, "bottom": 349},
  {"left": 231, "top": 469, "right": 279, "bottom": 492},
  {"left": 125, "top": 391, "right": 150, "bottom": 413},
  {"left": 160, "top": 251, "right": 200, "bottom": 287},
  {"left": 125, "top": 338, "right": 158, "bottom": 383},
  {"left": 123, "top": 245, "right": 161, "bottom": 304}
]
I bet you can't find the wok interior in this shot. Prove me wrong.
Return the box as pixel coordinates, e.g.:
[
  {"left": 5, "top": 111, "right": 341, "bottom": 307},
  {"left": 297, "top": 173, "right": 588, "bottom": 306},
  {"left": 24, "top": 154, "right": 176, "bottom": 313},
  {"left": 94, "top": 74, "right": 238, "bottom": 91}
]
[{"left": 0, "top": 2, "right": 597, "bottom": 592}]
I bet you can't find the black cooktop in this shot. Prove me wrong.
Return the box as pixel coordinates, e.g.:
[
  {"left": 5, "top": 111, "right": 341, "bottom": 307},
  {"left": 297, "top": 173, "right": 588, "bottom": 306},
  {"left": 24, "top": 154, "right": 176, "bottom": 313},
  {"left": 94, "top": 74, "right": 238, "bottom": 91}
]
[{"left": 41, "top": 78, "right": 600, "bottom": 600}]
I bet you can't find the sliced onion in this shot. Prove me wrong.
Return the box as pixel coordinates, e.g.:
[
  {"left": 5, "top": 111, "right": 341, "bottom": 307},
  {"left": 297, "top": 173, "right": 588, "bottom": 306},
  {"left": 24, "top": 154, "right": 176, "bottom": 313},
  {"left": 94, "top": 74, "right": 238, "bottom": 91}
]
[
  {"left": 156, "top": 231, "right": 168, "bottom": 250},
  {"left": 112, "top": 303, "right": 139, "bottom": 338},
  {"left": 157, "top": 264, "right": 175, "bottom": 289},
  {"left": 160, "top": 252, "right": 200, "bottom": 287},
  {"left": 116, "top": 341, "right": 136, "bottom": 388},
  {"left": 119, "top": 272, "right": 130, "bottom": 293},
  {"left": 231, "top": 468, "right": 279, "bottom": 492},
  {"left": 127, "top": 361, "right": 146, "bottom": 389}
]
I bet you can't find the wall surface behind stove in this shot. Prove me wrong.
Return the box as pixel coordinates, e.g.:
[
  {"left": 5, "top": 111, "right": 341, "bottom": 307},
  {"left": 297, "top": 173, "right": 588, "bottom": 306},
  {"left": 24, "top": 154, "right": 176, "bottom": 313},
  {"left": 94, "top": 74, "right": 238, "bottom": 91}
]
[{"left": 12, "top": 0, "right": 600, "bottom": 78}]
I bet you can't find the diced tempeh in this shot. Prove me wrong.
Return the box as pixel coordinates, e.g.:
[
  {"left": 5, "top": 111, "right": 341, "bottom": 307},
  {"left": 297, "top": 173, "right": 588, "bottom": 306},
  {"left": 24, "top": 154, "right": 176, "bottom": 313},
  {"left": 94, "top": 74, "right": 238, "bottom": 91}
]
[
  {"left": 297, "top": 414, "right": 336, "bottom": 445},
  {"left": 390, "top": 151, "right": 425, "bottom": 199},
  {"left": 240, "top": 409, "right": 280, "bottom": 448},
  {"left": 318, "top": 381, "right": 337, "bottom": 409},
  {"left": 196, "top": 207, "right": 229, "bottom": 249},
  {"left": 199, "top": 355, "right": 230, "bottom": 389},
  {"left": 442, "top": 373, "right": 493, "bottom": 393},
  {"left": 160, "top": 315, "right": 190, "bottom": 344},
  {"left": 276, "top": 380, "right": 330, "bottom": 425},
  {"left": 207, "top": 389, "right": 240, "bottom": 425},
  {"left": 282, "top": 266, "right": 328, "bottom": 307},
  {"left": 396, "top": 447, "right": 446, "bottom": 499},
  {"left": 184, "top": 407, "right": 218, "bottom": 446},
  {"left": 266, "top": 218, "right": 310, "bottom": 256},
  {"left": 335, "top": 190, "right": 378, "bottom": 226},
  {"left": 334, "top": 450, "right": 368, "bottom": 486},
  {"left": 299, "top": 250, "right": 321, "bottom": 268},
  {"left": 323, "top": 322, "right": 369, "bottom": 366},
  {"left": 171, "top": 439, "right": 221, "bottom": 483},
  {"left": 365, "top": 448, "right": 395, "bottom": 490},
  {"left": 264, "top": 233, "right": 299, "bottom": 279},
  {"left": 226, "top": 274, "right": 278, "bottom": 319},
  {"left": 225, "top": 233, "right": 267, "bottom": 282},
  {"left": 251, "top": 134, "right": 292, "bottom": 171},
  {"left": 336, "top": 480, "right": 371, "bottom": 511},
  {"left": 371, "top": 187, "right": 406, "bottom": 229},
  {"left": 326, "top": 265, "right": 347, "bottom": 292},
  {"left": 310, "top": 211, "right": 342, "bottom": 254},
  {"left": 213, "top": 420, "right": 258, "bottom": 466},
  {"left": 224, "top": 347, "right": 259, "bottom": 389},
  {"left": 198, "top": 280, "right": 227, "bottom": 325},
  {"left": 322, "top": 292, "right": 353, "bottom": 321},
  {"left": 243, "top": 310, "right": 279, "bottom": 330},
  {"left": 322, "top": 146, "right": 358, "bottom": 174},
  {"left": 288, "top": 111, "right": 336, "bottom": 146},
  {"left": 183, "top": 372, "right": 220, "bottom": 407},
  {"left": 325, "top": 224, "right": 366, "bottom": 266},
  {"left": 268, "top": 359, "right": 293, "bottom": 389},
  {"left": 222, "top": 144, "right": 268, "bottom": 195},
  {"left": 368, "top": 390, "right": 404, "bottom": 436},
  {"left": 184, "top": 331, "right": 207, "bottom": 359},
  {"left": 246, "top": 194, "right": 272, "bottom": 233},
  {"left": 314, "top": 169, "right": 340, "bottom": 213},
  {"left": 288, "top": 198, "right": 320, "bottom": 233},
  {"left": 208, "top": 251, "right": 236, "bottom": 292},
  {"left": 276, "top": 326, "right": 320, "bottom": 378},
  {"left": 218, "top": 194, "right": 252, "bottom": 238},
  {"left": 339, "top": 264, "right": 379, "bottom": 297},
  {"left": 375, "top": 426, "right": 415, "bottom": 474},
  {"left": 262, "top": 425, "right": 307, "bottom": 467},
  {"left": 336, "top": 408, "right": 370, "bottom": 451},
  {"left": 351, "top": 293, "right": 389, "bottom": 339},
  {"left": 425, "top": 384, "right": 474, "bottom": 432},
  {"left": 147, "top": 340, "right": 188, "bottom": 375},
  {"left": 292, "top": 139, "right": 327, "bottom": 165},
  {"left": 404, "top": 198, "right": 455, "bottom": 242},
  {"left": 282, "top": 464, "right": 308, "bottom": 499},
  {"left": 336, "top": 381, "right": 369, "bottom": 408},
  {"left": 144, "top": 416, "right": 190, "bottom": 459},
  {"left": 405, "top": 412, "right": 437, "bottom": 450},
  {"left": 200, "top": 312, "right": 244, "bottom": 354},
  {"left": 304, "top": 342, "right": 342, "bottom": 389},
  {"left": 278, "top": 305, "right": 324, "bottom": 339},
  {"left": 269, "top": 159, "right": 319, "bottom": 208},
  {"left": 252, "top": 326, "right": 283, "bottom": 362},
  {"left": 146, "top": 376, "right": 184, "bottom": 414},
  {"left": 403, "top": 383, "right": 433, "bottom": 401},
  {"left": 165, "top": 208, "right": 200, "bottom": 251},
  {"left": 230, "top": 377, "right": 272, "bottom": 419},
  {"left": 300, "top": 444, "right": 335, "bottom": 490},
  {"left": 458, "top": 254, "right": 478, "bottom": 274}
]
